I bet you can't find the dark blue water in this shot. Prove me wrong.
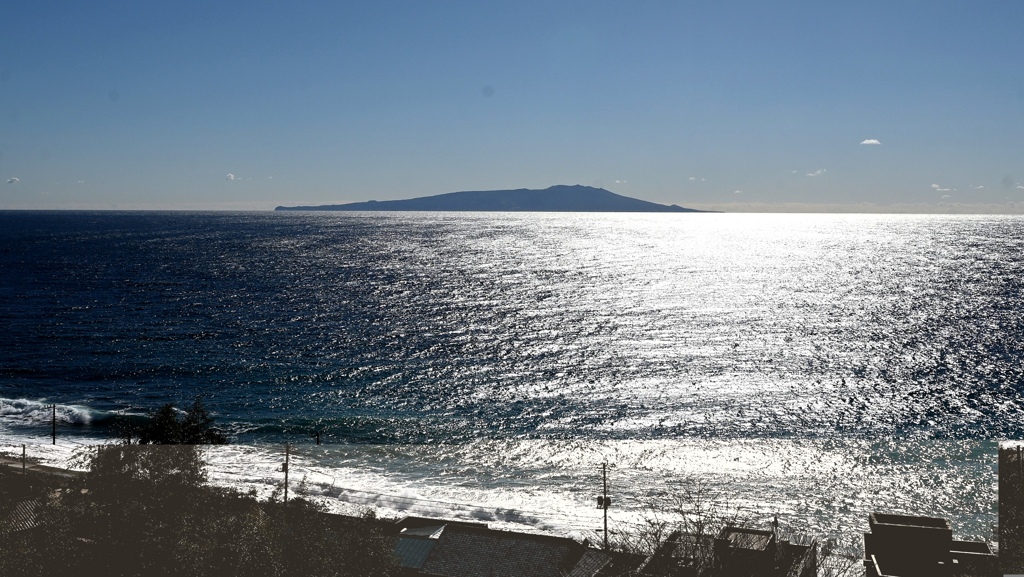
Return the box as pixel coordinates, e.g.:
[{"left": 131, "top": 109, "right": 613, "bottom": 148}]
[
  {"left": 0, "top": 211, "right": 1013, "bottom": 540},
  {"left": 3, "top": 211, "right": 1023, "bottom": 441}
]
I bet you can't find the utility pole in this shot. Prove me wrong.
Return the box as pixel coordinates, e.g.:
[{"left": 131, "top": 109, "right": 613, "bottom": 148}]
[
  {"left": 596, "top": 462, "right": 612, "bottom": 551},
  {"left": 52, "top": 404, "right": 56, "bottom": 445},
  {"left": 772, "top": 515, "right": 781, "bottom": 574},
  {"left": 282, "top": 443, "right": 290, "bottom": 507},
  {"left": 22, "top": 444, "right": 26, "bottom": 472}
]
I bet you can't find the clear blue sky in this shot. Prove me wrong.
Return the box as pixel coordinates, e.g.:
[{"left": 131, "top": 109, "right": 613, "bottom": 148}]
[{"left": 1, "top": 1, "right": 1022, "bottom": 210}]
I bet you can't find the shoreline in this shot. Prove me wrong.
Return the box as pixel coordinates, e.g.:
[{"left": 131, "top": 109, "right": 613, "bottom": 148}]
[
  {"left": 1, "top": 440, "right": 998, "bottom": 543},
  {"left": 0, "top": 454, "right": 83, "bottom": 478},
  {"left": 0, "top": 437, "right": 998, "bottom": 544},
  {"left": 2, "top": 446, "right": 996, "bottom": 576}
]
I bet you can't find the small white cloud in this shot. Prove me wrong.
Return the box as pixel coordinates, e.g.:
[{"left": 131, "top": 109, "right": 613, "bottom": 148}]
[
  {"left": 941, "top": 195, "right": 951, "bottom": 199},
  {"left": 701, "top": 178, "right": 706, "bottom": 182},
  {"left": 791, "top": 170, "right": 798, "bottom": 174},
  {"left": 77, "top": 180, "right": 84, "bottom": 184},
  {"left": 860, "top": 139, "right": 881, "bottom": 145},
  {"left": 1017, "top": 185, "right": 1024, "bottom": 190},
  {"left": 931, "top": 184, "right": 940, "bottom": 190},
  {"left": 615, "top": 179, "right": 627, "bottom": 184},
  {"left": 6, "top": 177, "right": 18, "bottom": 184},
  {"left": 970, "top": 185, "right": 984, "bottom": 190},
  {"left": 226, "top": 173, "right": 236, "bottom": 181},
  {"left": 733, "top": 190, "right": 743, "bottom": 194},
  {"left": 806, "top": 169, "right": 827, "bottom": 177},
  {"left": 689, "top": 177, "right": 696, "bottom": 181}
]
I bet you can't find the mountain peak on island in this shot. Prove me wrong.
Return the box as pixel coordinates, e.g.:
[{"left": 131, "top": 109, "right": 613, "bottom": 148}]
[{"left": 275, "top": 185, "right": 708, "bottom": 213}]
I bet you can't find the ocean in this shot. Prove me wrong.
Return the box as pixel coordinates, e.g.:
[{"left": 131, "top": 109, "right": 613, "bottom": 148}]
[{"left": 1, "top": 211, "right": 1017, "bottom": 545}]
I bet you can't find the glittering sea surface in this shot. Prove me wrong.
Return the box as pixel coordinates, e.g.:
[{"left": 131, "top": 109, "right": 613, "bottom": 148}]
[{"left": 2, "top": 211, "right": 1017, "bottom": 542}]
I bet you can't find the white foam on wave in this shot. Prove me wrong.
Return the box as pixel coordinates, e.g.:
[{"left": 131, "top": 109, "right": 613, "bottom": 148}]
[
  {"left": 0, "top": 439, "right": 99, "bottom": 471},
  {"left": 198, "top": 445, "right": 548, "bottom": 530},
  {"left": 196, "top": 437, "right": 997, "bottom": 545},
  {"left": 0, "top": 397, "right": 100, "bottom": 429}
]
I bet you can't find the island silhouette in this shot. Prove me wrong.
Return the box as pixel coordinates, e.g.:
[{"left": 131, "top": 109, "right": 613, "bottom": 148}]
[{"left": 275, "top": 185, "right": 709, "bottom": 212}]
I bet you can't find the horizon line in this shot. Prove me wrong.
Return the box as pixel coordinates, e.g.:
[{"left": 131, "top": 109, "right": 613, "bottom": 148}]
[{"left": 4, "top": 201, "right": 1024, "bottom": 215}]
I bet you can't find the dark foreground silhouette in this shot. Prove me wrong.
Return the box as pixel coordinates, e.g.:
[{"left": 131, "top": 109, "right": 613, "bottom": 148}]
[{"left": 0, "top": 445, "right": 398, "bottom": 577}]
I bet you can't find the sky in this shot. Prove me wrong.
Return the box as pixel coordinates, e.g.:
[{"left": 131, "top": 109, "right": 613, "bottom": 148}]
[{"left": 1, "top": 1, "right": 1022, "bottom": 211}]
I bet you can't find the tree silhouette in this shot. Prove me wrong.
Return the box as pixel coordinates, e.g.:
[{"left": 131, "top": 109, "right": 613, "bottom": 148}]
[{"left": 129, "top": 396, "right": 227, "bottom": 444}]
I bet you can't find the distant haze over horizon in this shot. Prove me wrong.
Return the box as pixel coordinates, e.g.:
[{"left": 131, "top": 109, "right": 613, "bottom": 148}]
[{"left": 2, "top": 2, "right": 1022, "bottom": 212}]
